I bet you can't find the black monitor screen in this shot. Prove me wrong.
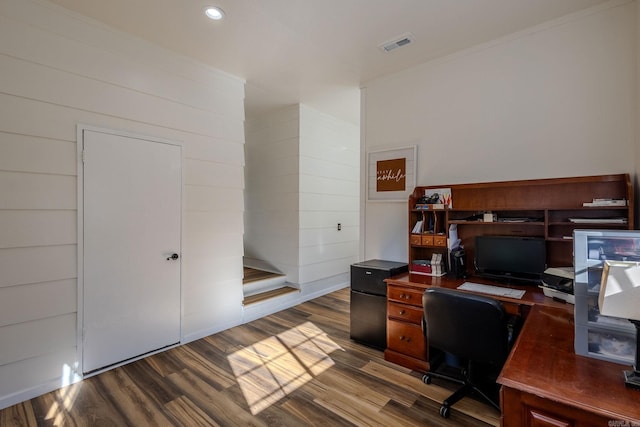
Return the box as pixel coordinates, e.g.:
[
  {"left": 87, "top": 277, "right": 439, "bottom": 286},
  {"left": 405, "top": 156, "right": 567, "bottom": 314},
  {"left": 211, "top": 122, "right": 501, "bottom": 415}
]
[{"left": 474, "top": 235, "right": 546, "bottom": 282}]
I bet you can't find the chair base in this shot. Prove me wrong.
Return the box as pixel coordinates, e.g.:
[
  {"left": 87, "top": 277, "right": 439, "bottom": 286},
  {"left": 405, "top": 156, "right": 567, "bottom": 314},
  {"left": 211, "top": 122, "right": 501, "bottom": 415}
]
[{"left": 422, "top": 363, "right": 501, "bottom": 418}]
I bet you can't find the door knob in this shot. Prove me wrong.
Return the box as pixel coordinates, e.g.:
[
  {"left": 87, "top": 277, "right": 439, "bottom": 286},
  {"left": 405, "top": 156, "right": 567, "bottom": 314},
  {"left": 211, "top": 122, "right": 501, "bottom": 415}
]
[{"left": 167, "top": 253, "right": 179, "bottom": 260}]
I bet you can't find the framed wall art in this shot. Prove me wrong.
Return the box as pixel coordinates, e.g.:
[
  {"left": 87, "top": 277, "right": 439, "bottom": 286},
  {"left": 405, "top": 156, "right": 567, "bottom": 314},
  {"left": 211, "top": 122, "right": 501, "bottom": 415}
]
[{"left": 367, "top": 146, "right": 416, "bottom": 201}]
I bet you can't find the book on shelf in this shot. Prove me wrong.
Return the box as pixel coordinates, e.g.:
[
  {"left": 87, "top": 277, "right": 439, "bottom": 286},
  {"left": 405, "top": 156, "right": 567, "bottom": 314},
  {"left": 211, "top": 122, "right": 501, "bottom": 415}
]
[
  {"left": 412, "top": 259, "right": 431, "bottom": 274},
  {"left": 411, "top": 264, "right": 432, "bottom": 274},
  {"left": 411, "top": 255, "right": 445, "bottom": 276},
  {"left": 411, "top": 220, "right": 423, "bottom": 233}
]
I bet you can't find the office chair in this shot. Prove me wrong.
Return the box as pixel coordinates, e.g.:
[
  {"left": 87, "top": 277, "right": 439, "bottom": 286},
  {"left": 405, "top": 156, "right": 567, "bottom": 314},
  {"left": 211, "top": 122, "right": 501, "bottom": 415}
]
[{"left": 422, "top": 287, "right": 515, "bottom": 418}]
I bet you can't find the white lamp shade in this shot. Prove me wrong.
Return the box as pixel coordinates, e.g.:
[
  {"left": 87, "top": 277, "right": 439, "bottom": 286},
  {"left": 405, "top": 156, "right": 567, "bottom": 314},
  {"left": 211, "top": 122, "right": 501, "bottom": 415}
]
[{"left": 599, "top": 261, "right": 640, "bottom": 321}]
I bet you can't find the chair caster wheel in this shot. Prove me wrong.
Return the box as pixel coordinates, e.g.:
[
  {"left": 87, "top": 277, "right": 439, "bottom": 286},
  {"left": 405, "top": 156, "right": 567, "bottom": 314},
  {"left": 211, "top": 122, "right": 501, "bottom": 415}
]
[
  {"left": 422, "top": 374, "right": 431, "bottom": 384},
  {"left": 439, "top": 405, "right": 450, "bottom": 418}
]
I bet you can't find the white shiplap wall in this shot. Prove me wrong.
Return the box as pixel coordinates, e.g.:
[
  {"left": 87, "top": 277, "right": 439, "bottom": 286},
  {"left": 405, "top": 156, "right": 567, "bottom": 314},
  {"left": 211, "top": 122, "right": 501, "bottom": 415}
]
[
  {"left": 244, "top": 105, "right": 359, "bottom": 288},
  {"left": 298, "top": 105, "right": 360, "bottom": 284},
  {"left": 0, "top": 0, "right": 245, "bottom": 409}
]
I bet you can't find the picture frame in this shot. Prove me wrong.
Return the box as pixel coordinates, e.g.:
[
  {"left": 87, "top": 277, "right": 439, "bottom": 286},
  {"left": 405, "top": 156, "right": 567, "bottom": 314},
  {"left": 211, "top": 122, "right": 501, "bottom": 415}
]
[{"left": 367, "top": 146, "right": 416, "bottom": 201}]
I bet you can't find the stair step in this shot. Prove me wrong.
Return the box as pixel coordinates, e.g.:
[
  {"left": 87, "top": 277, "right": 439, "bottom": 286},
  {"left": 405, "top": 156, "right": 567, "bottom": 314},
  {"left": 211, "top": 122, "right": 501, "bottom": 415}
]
[
  {"left": 243, "top": 267, "right": 284, "bottom": 285},
  {"left": 242, "top": 286, "right": 299, "bottom": 306},
  {"left": 243, "top": 267, "right": 287, "bottom": 296}
]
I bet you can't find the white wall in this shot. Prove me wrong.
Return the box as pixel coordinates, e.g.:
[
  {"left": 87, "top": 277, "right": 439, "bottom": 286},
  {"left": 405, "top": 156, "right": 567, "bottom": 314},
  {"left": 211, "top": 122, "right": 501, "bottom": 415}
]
[
  {"left": 0, "top": 0, "right": 245, "bottom": 409},
  {"left": 244, "top": 105, "right": 359, "bottom": 286},
  {"left": 362, "top": 0, "right": 637, "bottom": 261},
  {"left": 298, "top": 105, "right": 360, "bottom": 284}
]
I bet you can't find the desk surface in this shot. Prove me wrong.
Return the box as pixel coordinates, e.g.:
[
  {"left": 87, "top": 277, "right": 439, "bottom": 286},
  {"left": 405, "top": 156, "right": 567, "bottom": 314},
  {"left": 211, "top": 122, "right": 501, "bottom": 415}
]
[
  {"left": 386, "top": 273, "right": 572, "bottom": 312},
  {"left": 386, "top": 273, "right": 640, "bottom": 423},
  {"left": 498, "top": 305, "right": 640, "bottom": 423}
]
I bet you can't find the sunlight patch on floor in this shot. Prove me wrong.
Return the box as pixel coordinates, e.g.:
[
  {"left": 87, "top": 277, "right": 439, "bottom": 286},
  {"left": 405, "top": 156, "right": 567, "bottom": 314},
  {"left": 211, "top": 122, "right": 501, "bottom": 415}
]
[
  {"left": 228, "top": 321, "right": 344, "bottom": 414},
  {"left": 45, "top": 364, "right": 82, "bottom": 426}
]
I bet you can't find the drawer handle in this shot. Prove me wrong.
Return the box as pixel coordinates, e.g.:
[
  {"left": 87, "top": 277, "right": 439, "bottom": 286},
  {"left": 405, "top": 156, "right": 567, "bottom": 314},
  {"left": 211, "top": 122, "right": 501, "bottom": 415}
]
[
  {"left": 399, "top": 294, "right": 410, "bottom": 300},
  {"left": 399, "top": 336, "right": 411, "bottom": 342},
  {"left": 399, "top": 309, "right": 406, "bottom": 315}
]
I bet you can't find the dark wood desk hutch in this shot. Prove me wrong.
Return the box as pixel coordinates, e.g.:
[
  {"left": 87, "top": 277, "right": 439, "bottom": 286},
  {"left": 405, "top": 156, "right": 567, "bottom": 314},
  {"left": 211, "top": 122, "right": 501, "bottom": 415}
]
[
  {"left": 407, "top": 174, "right": 634, "bottom": 275},
  {"left": 384, "top": 174, "right": 638, "bottom": 425}
]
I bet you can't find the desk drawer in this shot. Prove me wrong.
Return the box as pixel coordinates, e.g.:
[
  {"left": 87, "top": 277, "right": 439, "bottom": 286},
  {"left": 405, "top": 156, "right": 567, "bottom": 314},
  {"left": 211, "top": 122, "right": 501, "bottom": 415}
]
[
  {"left": 387, "top": 320, "right": 426, "bottom": 359},
  {"left": 433, "top": 235, "right": 447, "bottom": 247},
  {"left": 421, "top": 235, "right": 434, "bottom": 246},
  {"left": 388, "top": 286, "right": 424, "bottom": 306},
  {"left": 388, "top": 301, "right": 423, "bottom": 324}
]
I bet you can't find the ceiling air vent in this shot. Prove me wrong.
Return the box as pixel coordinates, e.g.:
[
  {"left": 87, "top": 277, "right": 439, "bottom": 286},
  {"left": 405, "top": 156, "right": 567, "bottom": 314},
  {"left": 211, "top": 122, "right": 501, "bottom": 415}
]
[{"left": 378, "top": 33, "right": 414, "bottom": 52}]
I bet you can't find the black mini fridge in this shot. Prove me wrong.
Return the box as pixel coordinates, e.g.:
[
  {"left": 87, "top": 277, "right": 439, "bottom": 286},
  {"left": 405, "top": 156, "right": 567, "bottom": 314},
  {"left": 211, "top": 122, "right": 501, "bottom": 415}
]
[{"left": 350, "top": 259, "right": 408, "bottom": 350}]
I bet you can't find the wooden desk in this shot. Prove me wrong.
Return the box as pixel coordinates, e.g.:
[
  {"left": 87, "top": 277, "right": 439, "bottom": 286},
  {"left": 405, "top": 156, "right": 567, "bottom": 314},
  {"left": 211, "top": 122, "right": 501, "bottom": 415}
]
[
  {"left": 384, "top": 273, "right": 640, "bottom": 425},
  {"left": 384, "top": 273, "right": 570, "bottom": 371},
  {"left": 387, "top": 273, "right": 571, "bottom": 311},
  {"left": 498, "top": 305, "right": 640, "bottom": 426}
]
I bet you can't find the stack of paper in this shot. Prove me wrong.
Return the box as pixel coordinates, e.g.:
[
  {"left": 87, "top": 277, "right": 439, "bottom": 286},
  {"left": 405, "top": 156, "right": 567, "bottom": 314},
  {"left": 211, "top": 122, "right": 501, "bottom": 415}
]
[
  {"left": 583, "top": 198, "right": 627, "bottom": 207},
  {"left": 431, "top": 253, "right": 443, "bottom": 275},
  {"left": 569, "top": 218, "right": 627, "bottom": 224}
]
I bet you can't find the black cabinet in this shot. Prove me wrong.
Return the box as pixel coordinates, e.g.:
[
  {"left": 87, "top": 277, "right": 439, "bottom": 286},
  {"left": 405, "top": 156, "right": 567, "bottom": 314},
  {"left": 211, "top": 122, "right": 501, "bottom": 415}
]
[{"left": 350, "top": 260, "right": 408, "bottom": 349}]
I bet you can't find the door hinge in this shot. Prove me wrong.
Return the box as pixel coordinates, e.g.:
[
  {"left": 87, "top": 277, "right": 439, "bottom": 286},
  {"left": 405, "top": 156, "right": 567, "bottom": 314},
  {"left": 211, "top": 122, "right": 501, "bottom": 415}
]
[{"left": 82, "top": 150, "right": 86, "bottom": 163}]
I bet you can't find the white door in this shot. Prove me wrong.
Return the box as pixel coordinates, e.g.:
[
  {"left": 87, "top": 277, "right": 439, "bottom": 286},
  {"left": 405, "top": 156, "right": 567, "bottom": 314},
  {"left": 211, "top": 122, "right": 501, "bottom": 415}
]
[{"left": 82, "top": 129, "right": 181, "bottom": 374}]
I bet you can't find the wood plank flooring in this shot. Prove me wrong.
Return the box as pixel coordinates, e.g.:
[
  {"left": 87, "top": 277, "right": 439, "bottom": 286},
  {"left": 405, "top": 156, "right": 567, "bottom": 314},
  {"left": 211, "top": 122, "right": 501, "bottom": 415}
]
[{"left": 0, "top": 288, "right": 499, "bottom": 427}]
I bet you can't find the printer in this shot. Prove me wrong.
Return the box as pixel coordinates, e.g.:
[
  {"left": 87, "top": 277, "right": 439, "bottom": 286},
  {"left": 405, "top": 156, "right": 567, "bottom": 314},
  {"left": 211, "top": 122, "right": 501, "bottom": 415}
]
[{"left": 541, "top": 267, "right": 575, "bottom": 304}]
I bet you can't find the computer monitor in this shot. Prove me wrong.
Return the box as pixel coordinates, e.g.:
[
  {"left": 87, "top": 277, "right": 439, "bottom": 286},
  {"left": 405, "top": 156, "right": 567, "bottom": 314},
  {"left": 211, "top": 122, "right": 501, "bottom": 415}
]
[{"left": 474, "top": 235, "right": 546, "bottom": 284}]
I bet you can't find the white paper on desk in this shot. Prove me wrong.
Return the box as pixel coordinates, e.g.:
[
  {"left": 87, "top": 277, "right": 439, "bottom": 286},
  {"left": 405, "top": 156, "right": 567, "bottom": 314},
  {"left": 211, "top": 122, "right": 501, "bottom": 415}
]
[{"left": 448, "top": 224, "right": 460, "bottom": 250}]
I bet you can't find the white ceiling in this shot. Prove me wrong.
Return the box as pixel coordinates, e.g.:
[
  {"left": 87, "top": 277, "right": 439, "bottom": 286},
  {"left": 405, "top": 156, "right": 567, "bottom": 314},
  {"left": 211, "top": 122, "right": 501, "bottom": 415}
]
[{"left": 47, "top": 0, "right": 609, "bottom": 124}]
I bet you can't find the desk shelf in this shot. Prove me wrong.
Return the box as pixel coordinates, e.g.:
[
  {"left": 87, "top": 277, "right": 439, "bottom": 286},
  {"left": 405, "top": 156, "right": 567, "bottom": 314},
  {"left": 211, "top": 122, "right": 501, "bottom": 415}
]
[
  {"left": 408, "top": 175, "right": 633, "bottom": 275},
  {"left": 447, "top": 220, "right": 545, "bottom": 226}
]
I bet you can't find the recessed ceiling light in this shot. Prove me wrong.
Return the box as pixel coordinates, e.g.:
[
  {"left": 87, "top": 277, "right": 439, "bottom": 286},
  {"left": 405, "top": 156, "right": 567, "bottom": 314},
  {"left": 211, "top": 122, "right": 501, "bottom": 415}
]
[{"left": 204, "top": 6, "right": 225, "bottom": 20}]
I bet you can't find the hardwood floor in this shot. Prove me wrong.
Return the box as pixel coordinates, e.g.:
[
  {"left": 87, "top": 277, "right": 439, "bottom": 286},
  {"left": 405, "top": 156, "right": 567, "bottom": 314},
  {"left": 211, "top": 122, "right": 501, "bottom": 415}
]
[{"left": 0, "top": 288, "right": 499, "bottom": 426}]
